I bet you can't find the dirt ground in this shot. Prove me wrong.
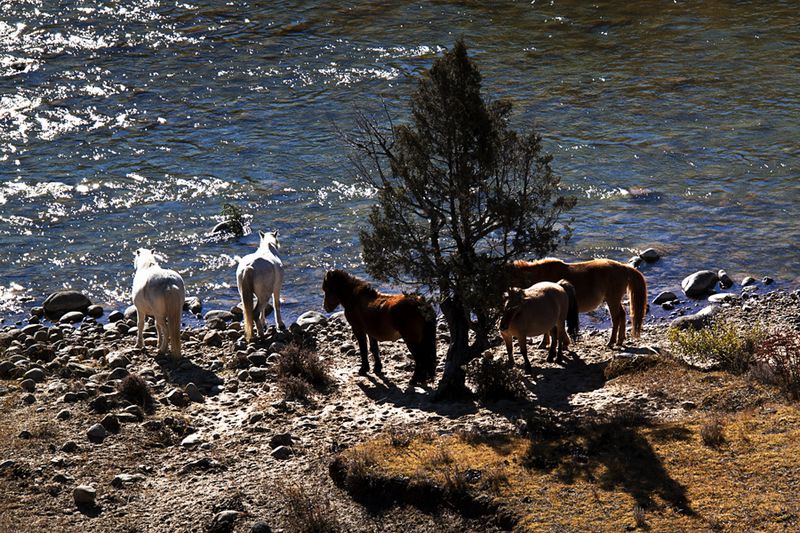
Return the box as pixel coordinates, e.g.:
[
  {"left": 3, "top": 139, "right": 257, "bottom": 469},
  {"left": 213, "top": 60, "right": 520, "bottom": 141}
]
[{"left": 0, "top": 287, "right": 798, "bottom": 532}]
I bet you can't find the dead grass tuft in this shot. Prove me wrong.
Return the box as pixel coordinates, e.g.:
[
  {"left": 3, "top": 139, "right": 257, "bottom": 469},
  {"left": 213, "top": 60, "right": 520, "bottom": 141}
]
[
  {"left": 276, "top": 343, "right": 332, "bottom": 402},
  {"left": 118, "top": 373, "right": 154, "bottom": 409},
  {"left": 700, "top": 416, "right": 725, "bottom": 448},
  {"left": 278, "top": 482, "right": 341, "bottom": 533},
  {"left": 466, "top": 353, "right": 526, "bottom": 402}
]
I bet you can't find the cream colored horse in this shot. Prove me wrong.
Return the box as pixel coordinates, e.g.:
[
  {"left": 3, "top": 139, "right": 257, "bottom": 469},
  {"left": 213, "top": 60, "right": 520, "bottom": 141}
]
[
  {"left": 237, "top": 231, "right": 284, "bottom": 341},
  {"left": 132, "top": 249, "right": 185, "bottom": 359},
  {"left": 499, "top": 280, "right": 578, "bottom": 372}
]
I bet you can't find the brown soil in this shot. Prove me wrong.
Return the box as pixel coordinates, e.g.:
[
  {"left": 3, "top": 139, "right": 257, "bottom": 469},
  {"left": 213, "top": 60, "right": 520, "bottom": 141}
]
[{"left": 0, "top": 288, "right": 798, "bottom": 532}]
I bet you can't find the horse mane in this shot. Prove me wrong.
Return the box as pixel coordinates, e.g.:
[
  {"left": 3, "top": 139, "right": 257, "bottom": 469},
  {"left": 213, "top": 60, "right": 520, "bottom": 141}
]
[
  {"left": 326, "top": 269, "right": 378, "bottom": 298},
  {"left": 511, "top": 257, "right": 564, "bottom": 269}
]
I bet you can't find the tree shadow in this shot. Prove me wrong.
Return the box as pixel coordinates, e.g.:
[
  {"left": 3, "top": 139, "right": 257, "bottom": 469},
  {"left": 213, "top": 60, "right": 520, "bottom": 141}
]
[
  {"left": 357, "top": 373, "right": 478, "bottom": 419},
  {"left": 522, "top": 352, "right": 607, "bottom": 412},
  {"left": 156, "top": 356, "right": 223, "bottom": 395},
  {"left": 522, "top": 420, "right": 694, "bottom": 515}
]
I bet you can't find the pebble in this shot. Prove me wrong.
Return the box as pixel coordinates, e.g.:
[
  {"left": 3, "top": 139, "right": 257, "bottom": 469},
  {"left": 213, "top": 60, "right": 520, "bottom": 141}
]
[
  {"left": 100, "top": 414, "right": 121, "bottom": 434},
  {"left": 249, "top": 521, "right": 273, "bottom": 533},
  {"left": 56, "top": 409, "right": 71, "bottom": 421},
  {"left": 87, "top": 423, "right": 107, "bottom": 444},
  {"left": 60, "top": 311, "right": 85, "bottom": 324},
  {"left": 61, "top": 441, "right": 78, "bottom": 453},
  {"left": 204, "top": 310, "right": 235, "bottom": 322},
  {"left": 185, "top": 382, "right": 204, "bottom": 403},
  {"left": 718, "top": 270, "right": 733, "bottom": 289},
  {"left": 86, "top": 305, "right": 104, "bottom": 318},
  {"left": 670, "top": 305, "right": 720, "bottom": 330},
  {"left": 180, "top": 433, "right": 203, "bottom": 448},
  {"left": 73, "top": 484, "right": 96, "bottom": 506},
  {"left": 741, "top": 276, "right": 756, "bottom": 286},
  {"left": 203, "top": 330, "right": 223, "bottom": 347},
  {"left": 166, "top": 388, "right": 190, "bottom": 407},
  {"left": 708, "top": 293, "right": 734, "bottom": 303},
  {"left": 20, "top": 378, "right": 36, "bottom": 392},
  {"left": 23, "top": 367, "right": 45, "bottom": 382},
  {"left": 22, "top": 393, "right": 36, "bottom": 404},
  {"left": 211, "top": 510, "right": 240, "bottom": 532},
  {"left": 269, "top": 433, "right": 294, "bottom": 448},
  {"left": 108, "top": 310, "right": 125, "bottom": 323},
  {"left": 652, "top": 291, "right": 678, "bottom": 305},
  {"left": 270, "top": 445, "right": 293, "bottom": 460},
  {"left": 111, "top": 473, "right": 146, "bottom": 488},
  {"left": 763, "top": 276, "right": 774, "bottom": 285}
]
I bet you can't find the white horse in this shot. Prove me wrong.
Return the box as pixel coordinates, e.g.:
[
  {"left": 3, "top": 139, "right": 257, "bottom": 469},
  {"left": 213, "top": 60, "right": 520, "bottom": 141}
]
[
  {"left": 237, "top": 231, "right": 285, "bottom": 341},
  {"left": 132, "top": 249, "right": 185, "bottom": 359}
]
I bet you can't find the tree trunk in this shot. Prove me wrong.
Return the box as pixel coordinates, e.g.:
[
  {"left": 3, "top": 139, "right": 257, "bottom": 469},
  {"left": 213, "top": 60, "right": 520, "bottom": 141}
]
[{"left": 434, "top": 295, "right": 474, "bottom": 400}]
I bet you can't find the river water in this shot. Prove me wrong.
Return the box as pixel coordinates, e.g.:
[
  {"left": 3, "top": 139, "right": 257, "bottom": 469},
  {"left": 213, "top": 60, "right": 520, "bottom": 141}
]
[{"left": 1, "top": 1, "right": 798, "bottom": 324}]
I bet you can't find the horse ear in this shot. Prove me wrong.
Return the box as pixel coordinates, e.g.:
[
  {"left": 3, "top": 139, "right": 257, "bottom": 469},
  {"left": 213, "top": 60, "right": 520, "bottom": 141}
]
[
  {"left": 258, "top": 230, "right": 265, "bottom": 239},
  {"left": 273, "top": 230, "right": 279, "bottom": 238}
]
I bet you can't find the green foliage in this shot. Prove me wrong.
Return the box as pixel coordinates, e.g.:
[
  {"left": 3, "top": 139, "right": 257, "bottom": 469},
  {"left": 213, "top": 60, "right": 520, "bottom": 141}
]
[
  {"left": 668, "top": 320, "right": 765, "bottom": 375},
  {"left": 219, "top": 203, "right": 245, "bottom": 236},
  {"left": 466, "top": 353, "right": 526, "bottom": 402}
]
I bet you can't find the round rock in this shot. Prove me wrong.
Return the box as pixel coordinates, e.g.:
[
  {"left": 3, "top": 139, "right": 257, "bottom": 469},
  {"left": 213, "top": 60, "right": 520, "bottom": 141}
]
[
  {"left": 43, "top": 291, "right": 91, "bottom": 318},
  {"left": 681, "top": 270, "right": 719, "bottom": 298},
  {"left": 718, "top": 270, "right": 733, "bottom": 289},
  {"left": 60, "top": 311, "right": 85, "bottom": 324},
  {"left": 295, "top": 311, "right": 328, "bottom": 329},
  {"left": 73, "top": 485, "right": 96, "bottom": 506},
  {"left": 639, "top": 248, "right": 660, "bottom": 263},
  {"left": 87, "top": 423, "right": 107, "bottom": 444},
  {"left": 86, "top": 305, "right": 104, "bottom": 318}
]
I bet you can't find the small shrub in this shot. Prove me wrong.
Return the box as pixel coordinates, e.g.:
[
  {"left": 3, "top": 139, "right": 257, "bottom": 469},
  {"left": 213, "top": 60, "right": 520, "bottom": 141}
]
[
  {"left": 668, "top": 319, "right": 765, "bottom": 374},
  {"left": 466, "top": 353, "right": 526, "bottom": 402},
  {"left": 481, "top": 465, "right": 509, "bottom": 495},
  {"left": 441, "top": 463, "right": 469, "bottom": 498},
  {"left": 118, "top": 374, "right": 154, "bottom": 409},
  {"left": 279, "top": 375, "right": 313, "bottom": 403},
  {"left": 633, "top": 505, "right": 647, "bottom": 528},
  {"left": 700, "top": 416, "right": 725, "bottom": 448},
  {"left": 386, "top": 426, "right": 414, "bottom": 448},
  {"left": 220, "top": 203, "right": 245, "bottom": 236},
  {"left": 753, "top": 332, "right": 800, "bottom": 400},
  {"left": 279, "top": 483, "right": 340, "bottom": 533},
  {"left": 276, "top": 344, "right": 332, "bottom": 392}
]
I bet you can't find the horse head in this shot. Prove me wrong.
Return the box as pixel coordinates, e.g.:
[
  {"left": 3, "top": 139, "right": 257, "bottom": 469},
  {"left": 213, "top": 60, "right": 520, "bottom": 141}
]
[
  {"left": 321, "top": 270, "right": 341, "bottom": 312},
  {"left": 499, "top": 288, "right": 525, "bottom": 331},
  {"left": 258, "top": 230, "right": 279, "bottom": 250},
  {"left": 134, "top": 248, "right": 161, "bottom": 270}
]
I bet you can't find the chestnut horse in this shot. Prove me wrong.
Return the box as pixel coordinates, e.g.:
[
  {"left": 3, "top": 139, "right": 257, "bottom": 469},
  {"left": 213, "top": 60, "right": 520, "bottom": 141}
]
[
  {"left": 507, "top": 258, "right": 647, "bottom": 347},
  {"left": 322, "top": 269, "right": 436, "bottom": 386},
  {"left": 500, "top": 280, "right": 578, "bottom": 372}
]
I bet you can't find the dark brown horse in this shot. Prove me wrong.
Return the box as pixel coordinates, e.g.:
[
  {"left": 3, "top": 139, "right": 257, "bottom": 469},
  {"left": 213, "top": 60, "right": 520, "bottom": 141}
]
[
  {"left": 321, "top": 270, "right": 437, "bottom": 385},
  {"left": 507, "top": 258, "right": 647, "bottom": 347}
]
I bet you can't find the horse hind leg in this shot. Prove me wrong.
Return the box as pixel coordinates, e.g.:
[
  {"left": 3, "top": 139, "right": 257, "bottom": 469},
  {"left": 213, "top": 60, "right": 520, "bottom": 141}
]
[
  {"left": 169, "top": 307, "right": 182, "bottom": 359},
  {"left": 135, "top": 308, "right": 146, "bottom": 349},
  {"left": 155, "top": 316, "right": 168, "bottom": 354},
  {"left": 354, "top": 332, "right": 369, "bottom": 375},
  {"left": 501, "top": 331, "right": 515, "bottom": 368},
  {"left": 273, "top": 289, "right": 285, "bottom": 329},
  {"left": 253, "top": 299, "right": 266, "bottom": 339},
  {"left": 520, "top": 337, "right": 533, "bottom": 374},
  {"left": 369, "top": 336, "right": 382, "bottom": 375},
  {"left": 538, "top": 332, "right": 550, "bottom": 349},
  {"left": 608, "top": 301, "right": 626, "bottom": 347},
  {"left": 546, "top": 326, "right": 559, "bottom": 363}
]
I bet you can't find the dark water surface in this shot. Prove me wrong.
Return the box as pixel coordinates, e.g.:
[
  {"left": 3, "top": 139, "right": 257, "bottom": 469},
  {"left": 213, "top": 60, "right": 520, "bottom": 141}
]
[{"left": 1, "top": 1, "right": 798, "bottom": 323}]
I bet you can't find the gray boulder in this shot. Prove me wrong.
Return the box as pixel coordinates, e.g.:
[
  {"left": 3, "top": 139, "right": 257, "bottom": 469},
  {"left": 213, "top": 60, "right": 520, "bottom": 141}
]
[
  {"left": 43, "top": 291, "right": 91, "bottom": 318},
  {"left": 639, "top": 248, "right": 660, "bottom": 263},
  {"left": 295, "top": 311, "right": 328, "bottom": 329},
  {"left": 87, "top": 423, "right": 107, "bottom": 444},
  {"left": 681, "top": 270, "right": 719, "bottom": 298},
  {"left": 670, "top": 305, "right": 720, "bottom": 330},
  {"left": 204, "top": 310, "right": 235, "bottom": 322}
]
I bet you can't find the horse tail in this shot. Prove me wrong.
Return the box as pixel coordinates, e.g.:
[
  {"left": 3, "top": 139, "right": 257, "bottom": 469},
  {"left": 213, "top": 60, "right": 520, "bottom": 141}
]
[
  {"left": 421, "top": 311, "right": 437, "bottom": 382},
  {"left": 240, "top": 266, "right": 255, "bottom": 341},
  {"left": 560, "top": 279, "right": 579, "bottom": 339},
  {"left": 627, "top": 266, "right": 648, "bottom": 338}
]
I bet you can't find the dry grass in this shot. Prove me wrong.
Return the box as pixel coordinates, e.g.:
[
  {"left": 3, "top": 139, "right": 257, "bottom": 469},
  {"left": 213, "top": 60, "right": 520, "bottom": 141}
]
[
  {"left": 668, "top": 319, "right": 765, "bottom": 374},
  {"left": 337, "top": 405, "right": 800, "bottom": 531},
  {"left": 276, "top": 343, "right": 332, "bottom": 402},
  {"left": 278, "top": 483, "right": 341, "bottom": 533},
  {"left": 700, "top": 416, "right": 725, "bottom": 448}
]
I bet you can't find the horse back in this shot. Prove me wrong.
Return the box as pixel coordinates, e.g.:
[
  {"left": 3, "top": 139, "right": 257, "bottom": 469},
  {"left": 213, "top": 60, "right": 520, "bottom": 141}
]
[{"left": 502, "top": 282, "right": 566, "bottom": 337}]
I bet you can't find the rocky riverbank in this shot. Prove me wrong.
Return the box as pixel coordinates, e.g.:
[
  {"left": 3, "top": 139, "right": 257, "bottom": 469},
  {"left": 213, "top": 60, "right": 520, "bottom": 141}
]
[{"left": 1, "top": 281, "right": 799, "bottom": 531}]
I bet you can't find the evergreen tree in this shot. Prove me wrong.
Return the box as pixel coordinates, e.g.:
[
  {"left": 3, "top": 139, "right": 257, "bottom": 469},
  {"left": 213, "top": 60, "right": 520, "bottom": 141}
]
[{"left": 347, "top": 40, "right": 575, "bottom": 398}]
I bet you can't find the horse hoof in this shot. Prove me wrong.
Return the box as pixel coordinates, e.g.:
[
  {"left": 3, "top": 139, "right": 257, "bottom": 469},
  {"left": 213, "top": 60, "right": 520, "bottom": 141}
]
[{"left": 358, "top": 367, "right": 369, "bottom": 376}]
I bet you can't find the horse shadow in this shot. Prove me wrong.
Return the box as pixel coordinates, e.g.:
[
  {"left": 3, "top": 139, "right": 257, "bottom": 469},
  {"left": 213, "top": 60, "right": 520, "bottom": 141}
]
[{"left": 155, "top": 356, "right": 223, "bottom": 395}]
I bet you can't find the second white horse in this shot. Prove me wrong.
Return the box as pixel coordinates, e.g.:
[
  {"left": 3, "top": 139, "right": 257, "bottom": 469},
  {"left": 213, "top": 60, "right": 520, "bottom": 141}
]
[
  {"left": 132, "top": 249, "right": 185, "bottom": 359},
  {"left": 237, "top": 231, "right": 285, "bottom": 341}
]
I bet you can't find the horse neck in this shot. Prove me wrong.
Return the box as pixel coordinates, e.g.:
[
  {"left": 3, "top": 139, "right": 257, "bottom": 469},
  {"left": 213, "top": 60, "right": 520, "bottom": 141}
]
[
  {"left": 335, "top": 275, "right": 374, "bottom": 308},
  {"left": 259, "top": 241, "right": 279, "bottom": 256}
]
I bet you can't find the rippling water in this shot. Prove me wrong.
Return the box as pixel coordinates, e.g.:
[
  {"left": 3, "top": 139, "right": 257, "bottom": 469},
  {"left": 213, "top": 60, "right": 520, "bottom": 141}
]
[{"left": 1, "top": 1, "right": 798, "bottom": 323}]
